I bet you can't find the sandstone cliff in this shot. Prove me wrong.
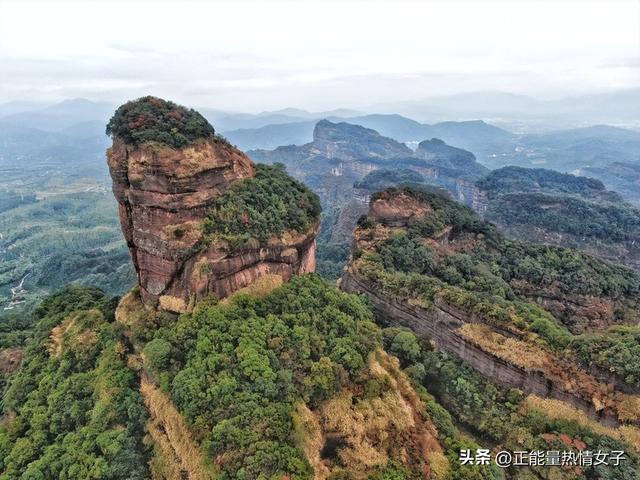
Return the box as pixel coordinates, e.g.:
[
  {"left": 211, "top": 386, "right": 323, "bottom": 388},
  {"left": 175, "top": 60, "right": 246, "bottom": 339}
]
[
  {"left": 340, "top": 187, "right": 640, "bottom": 427},
  {"left": 477, "top": 166, "right": 640, "bottom": 271},
  {"left": 107, "top": 97, "right": 318, "bottom": 311}
]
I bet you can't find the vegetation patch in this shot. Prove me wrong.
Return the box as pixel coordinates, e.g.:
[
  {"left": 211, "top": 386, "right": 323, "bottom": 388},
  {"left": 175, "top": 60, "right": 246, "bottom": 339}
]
[
  {"left": 203, "top": 163, "right": 321, "bottom": 245},
  {"left": 383, "top": 327, "right": 640, "bottom": 480},
  {"left": 106, "top": 96, "right": 217, "bottom": 148},
  {"left": 143, "top": 274, "right": 448, "bottom": 478},
  {"left": 0, "top": 286, "right": 149, "bottom": 479}
]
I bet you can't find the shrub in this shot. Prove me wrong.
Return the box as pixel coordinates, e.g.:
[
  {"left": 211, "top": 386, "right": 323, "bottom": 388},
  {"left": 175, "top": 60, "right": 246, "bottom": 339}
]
[
  {"left": 106, "top": 96, "right": 216, "bottom": 148},
  {"left": 204, "top": 164, "right": 321, "bottom": 244}
]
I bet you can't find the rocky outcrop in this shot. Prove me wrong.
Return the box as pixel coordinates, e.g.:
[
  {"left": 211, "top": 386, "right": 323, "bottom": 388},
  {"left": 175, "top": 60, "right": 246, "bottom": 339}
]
[
  {"left": 310, "top": 120, "right": 414, "bottom": 160},
  {"left": 415, "top": 138, "right": 488, "bottom": 178},
  {"left": 340, "top": 188, "right": 640, "bottom": 427},
  {"left": 341, "top": 270, "right": 635, "bottom": 426},
  {"left": 107, "top": 102, "right": 318, "bottom": 311}
]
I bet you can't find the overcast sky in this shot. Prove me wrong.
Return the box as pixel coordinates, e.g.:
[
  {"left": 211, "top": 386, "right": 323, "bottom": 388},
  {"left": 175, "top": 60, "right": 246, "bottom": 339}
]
[{"left": 0, "top": 0, "right": 639, "bottom": 112}]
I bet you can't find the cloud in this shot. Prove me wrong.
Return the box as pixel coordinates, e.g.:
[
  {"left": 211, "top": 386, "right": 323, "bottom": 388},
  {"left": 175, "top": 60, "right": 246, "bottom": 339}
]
[{"left": 0, "top": 0, "right": 638, "bottom": 110}]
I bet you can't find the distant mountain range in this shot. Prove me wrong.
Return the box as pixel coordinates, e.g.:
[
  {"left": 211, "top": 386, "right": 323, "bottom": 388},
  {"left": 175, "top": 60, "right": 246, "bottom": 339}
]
[
  {"left": 1, "top": 97, "right": 639, "bottom": 204},
  {"left": 373, "top": 89, "right": 640, "bottom": 130},
  {"left": 221, "top": 114, "right": 515, "bottom": 153}
]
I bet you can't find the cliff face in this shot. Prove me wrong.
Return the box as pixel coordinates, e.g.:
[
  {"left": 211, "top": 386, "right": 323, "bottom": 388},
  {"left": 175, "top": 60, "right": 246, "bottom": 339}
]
[
  {"left": 107, "top": 98, "right": 318, "bottom": 311},
  {"left": 415, "top": 138, "right": 488, "bottom": 178},
  {"left": 310, "top": 119, "right": 414, "bottom": 160},
  {"left": 341, "top": 187, "right": 640, "bottom": 427}
]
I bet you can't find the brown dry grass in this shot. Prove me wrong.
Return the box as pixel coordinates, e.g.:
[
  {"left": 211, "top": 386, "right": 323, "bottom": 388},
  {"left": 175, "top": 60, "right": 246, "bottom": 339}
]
[
  {"left": 49, "top": 309, "right": 101, "bottom": 357},
  {"left": 292, "top": 403, "right": 330, "bottom": 480},
  {"left": 221, "top": 273, "right": 284, "bottom": 304},
  {"left": 140, "top": 374, "right": 213, "bottom": 480},
  {"left": 459, "top": 324, "right": 640, "bottom": 424},
  {"left": 522, "top": 395, "right": 640, "bottom": 454},
  {"left": 116, "top": 290, "right": 151, "bottom": 327},
  {"left": 162, "top": 221, "right": 203, "bottom": 249},
  {"left": 458, "top": 323, "right": 548, "bottom": 370},
  {"left": 306, "top": 350, "right": 443, "bottom": 479},
  {"left": 159, "top": 295, "right": 188, "bottom": 314},
  {"left": 0, "top": 347, "right": 23, "bottom": 374}
]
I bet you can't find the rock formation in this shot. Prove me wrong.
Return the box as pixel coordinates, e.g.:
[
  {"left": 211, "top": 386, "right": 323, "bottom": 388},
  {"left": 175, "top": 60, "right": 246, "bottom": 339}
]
[
  {"left": 107, "top": 97, "right": 318, "bottom": 311},
  {"left": 340, "top": 187, "right": 640, "bottom": 427},
  {"left": 415, "top": 138, "right": 488, "bottom": 178},
  {"left": 249, "top": 120, "right": 490, "bottom": 211}
]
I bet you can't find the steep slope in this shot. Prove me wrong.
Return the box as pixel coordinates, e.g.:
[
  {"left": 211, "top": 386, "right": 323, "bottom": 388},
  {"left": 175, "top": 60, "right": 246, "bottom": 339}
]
[
  {"left": 1, "top": 97, "right": 506, "bottom": 480},
  {"left": 340, "top": 186, "right": 640, "bottom": 478},
  {"left": 416, "top": 138, "right": 489, "bottom": 178},
  {"left": 477, "top": 167, "right": 640, "bottom": 270},
  {"left": 106, "top": 97, "right": 320, "bottom": 311},
  {"left": 123, "top": 275, "right": 480, "bottom": 479},
  {"left": 0, "top": 286, "right": 150, "bottom": 479},
  {"left": 250, "top": 119, "right": 489, "bottom": 214},
  {"left": 226, "top": 114, "right": 515, "bottom": 158},
  {"left": 341, "top": 187, "right": 640, "bottom": 401}
]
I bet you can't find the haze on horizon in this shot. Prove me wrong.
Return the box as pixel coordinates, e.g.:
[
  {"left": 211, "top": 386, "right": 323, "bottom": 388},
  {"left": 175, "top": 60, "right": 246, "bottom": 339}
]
[{"left": 0, "top": 0, "right": 639, "bottom": 113}]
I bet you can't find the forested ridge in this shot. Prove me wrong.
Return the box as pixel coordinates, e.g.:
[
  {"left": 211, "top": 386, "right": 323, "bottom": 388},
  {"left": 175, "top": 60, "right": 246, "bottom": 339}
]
[
  {"left": 0, "top": 286, "right": 149, "bottom": 479},
  {"left": 203, "top": 164, "right": 321, "bottom": 246},
  {"left": 355, "top": 187, "right": 640, "bottom": 388},
  {"left": 348, "top": 186, "right": 640, "bottom": 479},
  {"left": 478, "top": 166, "right": 640, "bottom": 246},
  {"left": 0, "top": 276, "right": 503, "bottom": 480}
]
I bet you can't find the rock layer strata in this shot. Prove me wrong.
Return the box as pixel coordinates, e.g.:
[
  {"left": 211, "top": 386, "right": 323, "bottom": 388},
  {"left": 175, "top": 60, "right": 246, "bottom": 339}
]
[
  {"left": 108, "top": 136, "right": 317, "bottom": 311},
  {"left": 340, "top": 191, "right": 639, "bottom": 427}
]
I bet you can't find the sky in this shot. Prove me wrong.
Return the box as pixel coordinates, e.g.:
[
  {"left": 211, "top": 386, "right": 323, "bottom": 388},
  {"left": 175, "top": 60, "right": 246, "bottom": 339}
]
[{"left": 0, "top": 0, "right": 639, "bottom": 112}]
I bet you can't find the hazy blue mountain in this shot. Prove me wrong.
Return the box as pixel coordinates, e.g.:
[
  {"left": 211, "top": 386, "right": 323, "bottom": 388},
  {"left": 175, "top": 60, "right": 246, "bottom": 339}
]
[
  {"left": 578, "top": 162, "right": 640, "bottom": 207},
  {"left": 204, "top": 107, "right": 362, "bottom": 131},
  {"left": 375, "top": 89, "right": 640, "bottom": 130},
  {"left": 223, "top": 121, "right": 316, "bottom": 149},
  {"left": 0, "top": 98, "right": 114, "bottom": 132},
  {"left": 0, "top": 100, "right": 49, "bottom": 118},
  {"left": 489, "top": 125, "right": 640, "bottom": 171},
  {"left": 224, "top": 114, "right": 516, "bottom": 153}
]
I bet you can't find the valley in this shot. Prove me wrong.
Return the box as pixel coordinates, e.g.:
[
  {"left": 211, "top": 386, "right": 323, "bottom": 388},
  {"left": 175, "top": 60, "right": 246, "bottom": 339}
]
[{"left": 0, "top": 97, "right": 639, "bottom": 479}]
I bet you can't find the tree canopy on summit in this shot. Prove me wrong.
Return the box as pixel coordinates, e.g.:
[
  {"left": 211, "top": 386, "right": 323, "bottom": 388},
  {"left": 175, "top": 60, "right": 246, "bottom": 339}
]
[{"left": 106, "top": 96, "right": 216, "bottom": 148}]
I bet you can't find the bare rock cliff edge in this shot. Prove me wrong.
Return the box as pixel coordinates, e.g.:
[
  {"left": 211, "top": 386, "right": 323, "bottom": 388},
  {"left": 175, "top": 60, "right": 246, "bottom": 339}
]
[{"left": 107, "top": 98, "right": 317, "bottom": 311}]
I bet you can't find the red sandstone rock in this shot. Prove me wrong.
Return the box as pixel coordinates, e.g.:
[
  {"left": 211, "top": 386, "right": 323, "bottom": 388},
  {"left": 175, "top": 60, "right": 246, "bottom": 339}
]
[{"left": 108, "top": 136, "right": 317, "bottom": 311}]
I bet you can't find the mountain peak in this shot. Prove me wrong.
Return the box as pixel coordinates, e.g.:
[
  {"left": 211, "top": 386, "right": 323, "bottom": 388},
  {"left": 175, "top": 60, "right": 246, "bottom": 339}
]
[
  {"left": 312, "top": 120, "right": 413, "bottom": 159},
  {"left": 107, "top": 98, "right": 319, "bottom": 311}
]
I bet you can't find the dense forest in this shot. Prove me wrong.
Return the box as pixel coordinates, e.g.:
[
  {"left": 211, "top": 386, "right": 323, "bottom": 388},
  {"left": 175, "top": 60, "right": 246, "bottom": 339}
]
[
  {"left": 477, "top": 166, "right": 619, "bottom": 200},
  {"left": 106, "top": 96, "right": 219, "bottom": 148},
  {"left": 348, "top": 186, "right": 640, "bottom": 479},
  {"left": 478, "top": 167, "right": 640, "bottom": 238},
  {"left": 382, "top": 327, "right": 640, "bottom": 480},
  {"left": 203, "top": 163, "right": 321, "bottom": 246},
  {"left": 354, "top": 169, "right": 427, "bottom": 191},
  {"left": 356, "top": 187, "right": 640, "bottom": 387},
  {"left": 0, "top": 192, "right": 135, "bottom": 337},
  {"left": 0, "top": 286, "right": 149, "bottom": 479},
  {"left": 485, "top": 192, "right": 640, "bottom": 242},
  {"left": 0, "top": 276, "right": 503, "bottom": 480}
]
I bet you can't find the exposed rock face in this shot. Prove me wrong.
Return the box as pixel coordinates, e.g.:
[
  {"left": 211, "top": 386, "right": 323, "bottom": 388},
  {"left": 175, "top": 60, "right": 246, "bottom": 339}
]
[
  {"left": 340, "top": 270, "right": 627, "bottom": 426},
  {"left": 310, "top": 120, "right": 414, "bottom": 160},
  {"left": 415, "top": 138, "right": 488, "bottom": 177},
  {"left": 108, "top": 132, "right": 317, "bottom": 311},
  {"left": 341, "top": 189, "right": 640, "bottom": 427},
  {"left": 250, "top": 121, "right": 490, "bottom": 213}
]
